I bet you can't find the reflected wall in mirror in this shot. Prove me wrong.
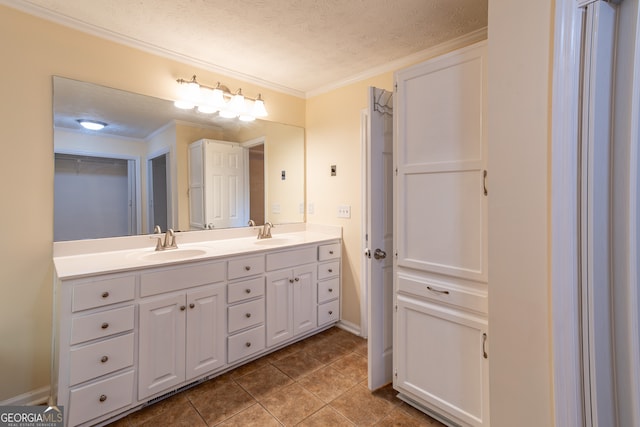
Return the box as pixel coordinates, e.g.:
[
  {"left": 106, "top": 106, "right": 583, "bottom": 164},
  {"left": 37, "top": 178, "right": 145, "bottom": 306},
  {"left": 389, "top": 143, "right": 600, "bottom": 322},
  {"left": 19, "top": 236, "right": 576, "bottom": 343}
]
[{"left": 53, "top": 76, "right": 305, "bottom": 241}]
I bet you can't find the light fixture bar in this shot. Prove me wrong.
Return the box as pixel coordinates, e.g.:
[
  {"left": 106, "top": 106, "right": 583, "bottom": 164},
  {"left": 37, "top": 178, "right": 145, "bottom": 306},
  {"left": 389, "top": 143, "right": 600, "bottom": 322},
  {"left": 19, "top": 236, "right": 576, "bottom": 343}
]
[{"left": 174, "top": 75, "right": 268, "bottom": 119}]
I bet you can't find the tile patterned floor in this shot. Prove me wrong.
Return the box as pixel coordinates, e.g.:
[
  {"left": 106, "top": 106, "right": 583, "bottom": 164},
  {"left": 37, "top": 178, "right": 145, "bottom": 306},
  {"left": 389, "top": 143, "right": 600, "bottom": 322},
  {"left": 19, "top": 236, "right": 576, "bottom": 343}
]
[{"left": 108, "top": 327, "right": 445, "bottom": 426}]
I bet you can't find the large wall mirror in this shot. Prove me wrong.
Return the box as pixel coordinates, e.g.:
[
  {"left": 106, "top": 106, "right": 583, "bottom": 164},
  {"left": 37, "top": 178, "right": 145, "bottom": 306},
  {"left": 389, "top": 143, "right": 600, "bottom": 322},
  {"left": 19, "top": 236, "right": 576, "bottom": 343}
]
[{"left": 53, "top": 76, "right": 305, "bottom": 241}]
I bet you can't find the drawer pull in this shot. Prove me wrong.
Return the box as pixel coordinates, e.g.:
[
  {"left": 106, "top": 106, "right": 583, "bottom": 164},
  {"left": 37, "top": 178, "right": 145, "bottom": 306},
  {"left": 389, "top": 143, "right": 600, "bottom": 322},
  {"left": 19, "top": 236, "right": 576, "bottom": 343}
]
[
  {"left": 189, "top": 303, "right": 195, "bottom": 309},
  {"left": 328, "top": 288, "right": 333, "bottom": 292},
  {"left": 101, "top": 291, "right": 109, "bottom": 298},
  {"left": 180, "top": 305, "right": 186, "bottom": 311},
  {"left": 294, "top": 277, "right": 300, "bottom": 282},
  {"left": 245, "top": 313, "right": 252, "bottom": 318},
  {"left": 245, "top": 342, "right": 252, "bottom": 347},
  {"left": 328, "top": 310, "right": 333, "bottom": 315},
  {"left": 289, "top": 279, "right": 294, "bottom": 283},
  {"left": 245, "top": 289, "right": 252, "bottom": 294},
  {"left": 482, "top": 333, "right": 488, "bottom": 359},
  {"left": 427, "top": 286, "right": 450, "bottom": 295},
  {"left": 100, "top": 356, "right": 109, "bottom": 363},
  {"left": 328, "top": 269, "right": 333, "bottom": 273},
  {"left": 245, "top": 266, "right": 251, "bottom": 271},
  {"left": 101, "top": 322, "right": 109, "bottom": 330},
  {"left": 99, "top": 394, "right": 107, "bottom": 403},
  {"left": 329, "top": 250, "right": 334, "bottom": 255}
]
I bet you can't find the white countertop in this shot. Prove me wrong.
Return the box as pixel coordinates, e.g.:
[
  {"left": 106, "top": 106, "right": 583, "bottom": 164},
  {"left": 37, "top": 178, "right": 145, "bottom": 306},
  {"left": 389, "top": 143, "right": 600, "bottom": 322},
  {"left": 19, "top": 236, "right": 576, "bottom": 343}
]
[{"left": 54, "top": 224, "right": 341, "bottom": 280}]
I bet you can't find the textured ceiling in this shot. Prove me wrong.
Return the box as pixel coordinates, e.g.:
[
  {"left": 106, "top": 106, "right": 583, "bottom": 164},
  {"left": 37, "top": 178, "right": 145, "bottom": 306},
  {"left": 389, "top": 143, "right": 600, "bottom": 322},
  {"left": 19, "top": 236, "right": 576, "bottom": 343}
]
[{"left": 13, "top": 0, "right": 487, "bottom": 95}]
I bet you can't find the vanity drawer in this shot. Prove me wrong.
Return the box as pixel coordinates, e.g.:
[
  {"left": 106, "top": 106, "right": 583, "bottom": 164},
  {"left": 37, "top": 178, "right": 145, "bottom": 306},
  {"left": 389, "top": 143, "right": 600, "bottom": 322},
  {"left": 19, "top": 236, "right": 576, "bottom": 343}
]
[
  {"left": 228, "top": 255, "right": 265, "bottom": 280},
  {"left": 70, "top": 305, "right": 135, "bottom": 345},
  {"left": 68, "top": 370, "right": 134, "bottom": 427},
  {"left": 318, "top": 278, "right": 340, "bottom": 304},
  {"left": 72, "top": 275, "right": 135, "bottom": 312},
  {"left": 228, "top": 277, "right": 264, "bottom": 304},
  {"left": 228, "top": 298, "right": 265, "bottom": 334},
  {"left": 318, "top": 261, "right": 340, "bottom": 280},
  {"left": 318, "top": 300, "right": 340, "bottom": 326},
  {"left": 397, "top": 273, "right": 488, "bottom": 314},
  {"left": 228, "top": 325, "right": 265, "bottom": 363},
  {"left": 318, "top": 243, "right": 341, "bottom": 261},
  {"left": 140, "top": 261, "right": 225, "bottom": 297},
  {"left": 266, "top": 246, "right": 316, "bottom": 271},
  {"left": 69, "top": 333, "right": 134, "bottom": 386}
]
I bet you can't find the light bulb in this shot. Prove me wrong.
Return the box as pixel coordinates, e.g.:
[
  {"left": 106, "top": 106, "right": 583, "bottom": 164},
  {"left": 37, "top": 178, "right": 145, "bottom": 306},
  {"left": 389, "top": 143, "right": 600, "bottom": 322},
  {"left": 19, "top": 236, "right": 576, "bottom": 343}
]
[
  {"left": 228, "top": 91, "right": 246, "bottom": 114},
  {"left": 197, "top": 88, "right": 218, "bottom": 114},
  {"left": 252, "top": 96, "right": 268, "bottom": 117},
  {"left": 77, "top": 119, "right": 107, "bottom": 130}
]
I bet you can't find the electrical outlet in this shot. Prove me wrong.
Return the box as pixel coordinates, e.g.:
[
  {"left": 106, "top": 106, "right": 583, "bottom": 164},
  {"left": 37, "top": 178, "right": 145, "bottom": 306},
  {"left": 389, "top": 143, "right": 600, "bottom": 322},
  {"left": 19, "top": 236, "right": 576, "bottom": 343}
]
[
  {"left": 337, "top": 205, "right": 351, "bottom": 218},
  {"left": 308, "top": 203, "right": 315, "bottom": 214},
  {"left": 272, "top": 203, "right": 281, "bottom": 214},
  {"left": 299, "top": 203, "right": 305, "bottom": 214}
]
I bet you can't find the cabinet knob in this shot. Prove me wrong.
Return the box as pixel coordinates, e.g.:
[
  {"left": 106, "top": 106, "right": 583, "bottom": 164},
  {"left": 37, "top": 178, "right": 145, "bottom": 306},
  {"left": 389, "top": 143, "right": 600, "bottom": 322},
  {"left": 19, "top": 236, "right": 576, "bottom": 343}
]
[
  {"left": 99, "top": 394, "right": 107, "bottom": 403},
  {"left": 329, "top": 250, "right": 334, "bottom": 255},
  {"left": 328, "top": 269, "right": 333, "bottom": 273},
  {"left": 245, "top": 266, "right": 251, "bottom": 271},
  {"left": 289, "top": 279, "right": 294, "bottom": 283},
  {"left": 245, "top": 313, "right": 251, "bottom": 318},
  {"left": 245, "top": 342, "right": 252, "bottom": 347},
  {"left": 100, "top": 356, "right": 109, "bottom": 363},
  {"left": 328, "top": 288, "right": 333, "bottom": 292},
  {"left": 180, "top": 305, "right": 186, "bottom": 311},
  {"left": 328, "top": 310, "right": 333, "bottom": 315},
  {"left": 189, "top": 303, "right": 195, "bottom": 309},
  {"left": 245, "top": 289, "right": 251, "bottom": 294},
  {"left": 101, "top": 291, "right": 109, "bottom": 299},
  {"left": 101, "top": 322, "right": 109, "bottom": 330},
  {"left": 294, "top": 277, "right": 300, "bottom": 282}
]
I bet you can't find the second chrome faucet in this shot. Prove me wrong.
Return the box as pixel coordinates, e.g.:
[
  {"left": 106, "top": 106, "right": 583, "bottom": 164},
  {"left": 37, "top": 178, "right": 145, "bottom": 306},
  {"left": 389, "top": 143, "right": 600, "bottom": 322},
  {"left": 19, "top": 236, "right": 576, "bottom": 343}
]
[{"left": 151, "top": 227, "right": 178, "bottom": 251}]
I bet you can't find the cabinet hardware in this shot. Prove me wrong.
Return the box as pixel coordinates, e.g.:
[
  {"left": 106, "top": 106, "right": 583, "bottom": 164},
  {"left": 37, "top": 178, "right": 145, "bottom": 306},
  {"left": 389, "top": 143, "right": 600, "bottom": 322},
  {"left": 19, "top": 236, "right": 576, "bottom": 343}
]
[
  {"left": 189, "top": 303, "right": 195, "bottom": 309},
  {"left": 294, "top": 277, "right": 300, "bottom": 282},
  {"left": 245, "top": 266, "right": 251, "bottom": 271},
  {"left": 100, "top": 356, "right": 109, "bottom": 363},
  {"left": 483, "top": 170, "right": 488, "bottom": 196},
  {"left": 328, "top": 288, "right": 333, "bottom": 292},
  {"left": 245, "top": 342, "right": 252, "bottom": 347},
  {"left": 427, "top": 286, "right": 450, "bottom": 295},
  {"left": 329, "top": 250, "right": 334, "bottom": 254},
  {"left": 245, "top": 313, "right": 251, "bottom": 318},
  {"left": 101, "top": 291, "right": 109, "bottom": 299},
  {"left": 374, "top": 248, "right": 387, "bottom": 260},
  {"left": 99, "top": 394, "right": 107, "bottom": 403},
  {"left": 482, "top": 333, "right": 488, "bottom": 359},
  {"left": 245, "top": 289, "right": 251, "bottom": 294},
  {"left": 180, "top": 305, "right": 186, "bottom": 311},
  {"left": 328, "top": 268, "right": 333, "bottom": 273},
  {"left": 101, "top": 322, "right": 109, "bottom": 329},
  {"left": 289, "top": 279, "right": 294, "bottom": 283},
  {"left": 329, "top": 310, "right": 333, "bottom": 315}
]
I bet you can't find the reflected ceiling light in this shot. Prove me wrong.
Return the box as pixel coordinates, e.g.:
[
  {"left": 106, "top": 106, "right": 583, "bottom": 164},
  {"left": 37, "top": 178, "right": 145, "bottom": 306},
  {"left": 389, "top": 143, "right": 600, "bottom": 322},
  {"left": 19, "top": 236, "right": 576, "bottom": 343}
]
[
  {"left": 77, "top": 119, "right": 107, "bottom": 130},
  {"left": 174, "top": 75, "right": 268, "bottom": 120}
]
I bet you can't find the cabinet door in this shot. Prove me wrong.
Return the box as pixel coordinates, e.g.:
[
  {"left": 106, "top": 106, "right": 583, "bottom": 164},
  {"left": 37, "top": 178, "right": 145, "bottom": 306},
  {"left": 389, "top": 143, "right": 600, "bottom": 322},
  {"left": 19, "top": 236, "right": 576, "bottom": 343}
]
[
  {"left": 266, "top": 270, "right": 293, "bottom": 347},
  {"left": 186, "top": 284, "right": 226, "bottom": 380},
  {"left": 293, "top": 265, "right": 317, "bottom": 336},
  {"left": 138, "top": 294, "right": 186, "bottom": 400},
  {"left": 394, "top": 294, "right": 489, "bottom": 427}
]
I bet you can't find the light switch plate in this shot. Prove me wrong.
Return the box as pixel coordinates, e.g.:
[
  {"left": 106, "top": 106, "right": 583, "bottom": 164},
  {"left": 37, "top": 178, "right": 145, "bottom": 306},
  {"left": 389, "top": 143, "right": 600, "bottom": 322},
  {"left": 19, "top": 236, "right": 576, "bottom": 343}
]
[
  {"left": 272, "top": 203, "right": 281, "bottom": 214},
  {"left": 337, "top": 205, "right": 351, "bottom": 218},
  {"left": 308, "top": 203, "right": 315, "bottom": 214}
]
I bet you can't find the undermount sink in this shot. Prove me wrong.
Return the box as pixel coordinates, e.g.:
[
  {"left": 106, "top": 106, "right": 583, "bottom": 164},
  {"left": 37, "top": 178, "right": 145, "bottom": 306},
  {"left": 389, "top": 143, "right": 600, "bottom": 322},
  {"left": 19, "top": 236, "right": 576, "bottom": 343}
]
[
  {"left": 253, "top": 237, "right": 300, "bottom": 246},
  {"left": 140, "top": 248, "right": 208, "bottom": 262}
]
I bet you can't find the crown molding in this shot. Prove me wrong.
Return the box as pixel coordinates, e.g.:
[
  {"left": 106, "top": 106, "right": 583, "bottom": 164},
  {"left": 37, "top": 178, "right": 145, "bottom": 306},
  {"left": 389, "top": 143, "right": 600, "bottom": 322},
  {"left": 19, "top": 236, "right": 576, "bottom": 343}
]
[
  {"left": 305, "top": 27, "right": 488, "bottom": 98},
  {"left": 0, "top": 0, "right": 306, "bottom": 98}
]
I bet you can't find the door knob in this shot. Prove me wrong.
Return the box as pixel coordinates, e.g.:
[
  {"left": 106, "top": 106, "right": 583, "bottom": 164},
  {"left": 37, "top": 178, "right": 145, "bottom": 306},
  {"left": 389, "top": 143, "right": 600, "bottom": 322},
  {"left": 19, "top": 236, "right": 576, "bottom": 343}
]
[{"left": 373, "top": 249, "right": 387, "bottom": 260}]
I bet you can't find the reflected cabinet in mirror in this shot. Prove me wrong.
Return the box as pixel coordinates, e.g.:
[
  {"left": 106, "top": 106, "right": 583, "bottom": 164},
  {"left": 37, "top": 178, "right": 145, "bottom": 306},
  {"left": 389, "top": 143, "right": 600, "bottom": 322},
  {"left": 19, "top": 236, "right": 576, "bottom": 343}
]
[{"left": 53, "top": 76, "right": 305, "bottom": 241}]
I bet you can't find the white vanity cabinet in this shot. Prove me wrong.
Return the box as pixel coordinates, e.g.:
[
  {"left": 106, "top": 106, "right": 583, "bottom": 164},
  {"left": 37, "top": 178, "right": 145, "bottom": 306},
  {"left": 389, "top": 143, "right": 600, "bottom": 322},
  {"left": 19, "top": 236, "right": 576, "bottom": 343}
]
[{"left": 53, "top": 235, "right": 341, "bottom": 427}]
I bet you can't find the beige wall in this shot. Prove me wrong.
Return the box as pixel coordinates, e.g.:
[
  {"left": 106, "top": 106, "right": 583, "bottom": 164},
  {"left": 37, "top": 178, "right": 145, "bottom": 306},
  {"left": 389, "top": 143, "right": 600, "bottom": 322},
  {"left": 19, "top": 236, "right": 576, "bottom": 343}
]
[
  {"left": 487, "top": 0, "right": 554, "bottom": 425},
  {"left": 0, "top": 5, "right": 303, "bottom": 401}
]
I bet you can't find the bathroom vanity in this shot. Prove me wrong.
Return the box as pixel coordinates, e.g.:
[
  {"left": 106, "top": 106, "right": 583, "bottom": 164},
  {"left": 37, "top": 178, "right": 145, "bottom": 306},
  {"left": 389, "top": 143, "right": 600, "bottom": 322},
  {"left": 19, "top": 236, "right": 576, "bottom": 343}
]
[{"left": 51, "top": 225, "right": 341, "bottom": 426}]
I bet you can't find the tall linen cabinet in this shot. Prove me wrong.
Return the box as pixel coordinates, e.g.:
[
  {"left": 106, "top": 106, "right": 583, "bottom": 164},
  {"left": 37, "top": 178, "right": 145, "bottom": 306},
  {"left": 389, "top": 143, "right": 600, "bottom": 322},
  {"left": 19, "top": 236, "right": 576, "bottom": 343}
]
[{"left": 393, "top": 42, "right": 489, "bottom": 427}]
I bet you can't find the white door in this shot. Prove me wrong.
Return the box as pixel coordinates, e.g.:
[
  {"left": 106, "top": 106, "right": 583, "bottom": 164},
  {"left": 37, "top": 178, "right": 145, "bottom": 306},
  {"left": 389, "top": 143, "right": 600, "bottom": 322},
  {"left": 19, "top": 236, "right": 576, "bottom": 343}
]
[
  {"left": 266, "top": 270, "right": 294, "bottom": 347},
  {"left": 365, "top": 87, "right": 395, "bottom": 390},
  {"left": 186, "top": 284, "right": 226, "bottom": 380},
  {"left": 138, "top": 294, "right": 186, "bottom": 399},
  {"left": 205, "top": 141, "right": 246, "bottom": 229},
  {"left": 292, "top": 265, "right": 317, "bottom": 336}
]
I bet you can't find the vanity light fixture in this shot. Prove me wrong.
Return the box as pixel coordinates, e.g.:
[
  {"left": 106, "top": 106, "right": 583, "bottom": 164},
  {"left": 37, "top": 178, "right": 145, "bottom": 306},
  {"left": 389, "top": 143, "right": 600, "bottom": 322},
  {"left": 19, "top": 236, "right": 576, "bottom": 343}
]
[
  {"left": 77, "top": 119, "right": 107, "bottom": 130},
  {"left": 174, "top": 75, "right": 268, "bottom": 121}
]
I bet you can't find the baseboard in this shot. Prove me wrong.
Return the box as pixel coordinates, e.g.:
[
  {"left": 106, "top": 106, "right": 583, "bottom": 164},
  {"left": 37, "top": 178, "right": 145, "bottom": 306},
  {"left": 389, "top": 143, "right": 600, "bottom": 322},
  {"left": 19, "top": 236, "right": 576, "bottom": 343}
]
[
  {"left": 0, "top": 386, "right": 50, "bottom": 406},
  {"left": 338, "top": 319, "right": 362, "bottom": 337}
]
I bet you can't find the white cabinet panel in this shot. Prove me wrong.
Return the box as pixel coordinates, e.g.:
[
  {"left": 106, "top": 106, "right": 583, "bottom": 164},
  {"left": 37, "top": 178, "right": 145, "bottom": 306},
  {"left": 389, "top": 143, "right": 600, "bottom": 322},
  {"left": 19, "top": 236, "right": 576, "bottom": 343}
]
[
  {"left": 395, "top": 294, "right": 488, "bottom": 427},
  {"left": 292, "top": 265, "right": 317, "bottom": 336}
]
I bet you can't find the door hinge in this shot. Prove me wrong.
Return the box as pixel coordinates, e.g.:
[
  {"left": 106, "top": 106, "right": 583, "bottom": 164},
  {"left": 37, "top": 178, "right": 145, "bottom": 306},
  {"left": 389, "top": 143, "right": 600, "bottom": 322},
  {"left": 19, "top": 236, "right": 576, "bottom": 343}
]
[
  {"left": 395, "top": 304, "right": 398, "bottom": 312},
  {"left": 395, "top": 251, "right": 398, "bottom": 259},
  {"left": 395, "top": 167, "right": 398, "bottom": 176},
  {"left": 394, "top": 368, "right": 398, "bottom": 377},
  {"left": 394, "top": 82, "right": 398, "bottom": 93}
]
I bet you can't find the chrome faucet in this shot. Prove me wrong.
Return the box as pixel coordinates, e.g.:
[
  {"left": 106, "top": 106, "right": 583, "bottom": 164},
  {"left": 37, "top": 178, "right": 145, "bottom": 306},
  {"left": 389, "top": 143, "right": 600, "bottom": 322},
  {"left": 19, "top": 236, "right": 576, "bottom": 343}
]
[
  {"left": 257, "top": 221, "right": 274, "bottom": 239},
  {"left": 248, "top": 219, "right": 256, "bottom": 227},
  {"left": 150, "top": 228, "right": 178, "bottom": 251}
]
